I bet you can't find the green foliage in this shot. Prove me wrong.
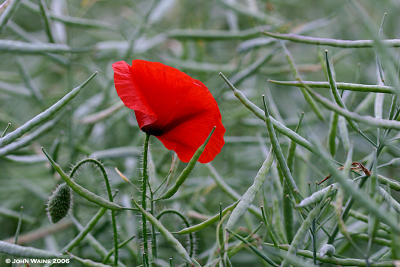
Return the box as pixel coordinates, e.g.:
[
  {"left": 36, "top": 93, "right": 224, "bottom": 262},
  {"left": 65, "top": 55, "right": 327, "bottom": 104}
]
[{"left": 1, "top": 0, "right": 400, "bottom": 266}]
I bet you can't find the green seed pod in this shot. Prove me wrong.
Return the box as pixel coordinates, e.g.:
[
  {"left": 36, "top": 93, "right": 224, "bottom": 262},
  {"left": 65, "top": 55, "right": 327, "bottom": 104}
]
[{"left": 47, "top": 183, "right": 72, "bottom": 223}]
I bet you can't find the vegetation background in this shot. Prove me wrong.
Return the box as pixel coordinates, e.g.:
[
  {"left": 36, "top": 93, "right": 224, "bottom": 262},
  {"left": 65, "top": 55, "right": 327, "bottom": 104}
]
[{"left": 0, "top": 0, "right": 400, "bottom": 266}]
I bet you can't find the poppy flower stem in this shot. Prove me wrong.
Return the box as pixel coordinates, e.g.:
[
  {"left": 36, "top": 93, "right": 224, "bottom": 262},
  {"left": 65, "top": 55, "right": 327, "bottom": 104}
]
[{"left": 141, "top": 133, "right": 151, "bottom": 265}]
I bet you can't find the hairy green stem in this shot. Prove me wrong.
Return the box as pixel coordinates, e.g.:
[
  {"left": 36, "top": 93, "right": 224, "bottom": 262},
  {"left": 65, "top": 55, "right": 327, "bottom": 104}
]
[
  {"left": 157, "top": 209, "right": 194, "bottom": 258},
  {"left": 142, "top": 133, "right": 150, "bottom": 265},
  {"left": 69, "top": 158, "right": 119, "bottom": 266}
]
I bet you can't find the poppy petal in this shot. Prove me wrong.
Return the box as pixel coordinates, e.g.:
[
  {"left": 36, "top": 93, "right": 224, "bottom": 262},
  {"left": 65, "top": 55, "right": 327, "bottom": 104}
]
[
  {"left": 112, "top": 61, "right": 157, "bottom": 128},
  {"left": 157, "top": 117, "right": 225, "bottom": 163}
]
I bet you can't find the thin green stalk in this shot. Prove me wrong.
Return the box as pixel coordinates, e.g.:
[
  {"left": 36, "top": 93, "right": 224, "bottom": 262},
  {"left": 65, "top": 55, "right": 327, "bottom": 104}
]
[
  {"left": 111, "top": 211, "right": 120, "bottom": 263},
  {"left": 216, "top": 210, "right": 227, "bottom": 260},
  {"left": 268, "top": 80, "right": 395, "bottom": 94},
  {"left": 163, "top": 57, "right": 236, "bottom": 73},
  {"left": 238, "top": 17, "right": 332, "bottom": 52},
  {"left": 0, "top": 0, "right": 20, "bottom": 32},
  {"left": 7, "top": 21, "right": 69, "bottom": 65},
  {"left": 349, "top": 1, "right": 400, "bottom": 97},
  {"left": 354, "top": 93, "right": 376, "bottom": 114},
  {"left": 16, "top": 57, "right": 43, "bottom": 105},
  {"left": 367, "top": 156, "right": 380, "bottom": 260},
  {"left": 228, "top": 225, "right": 266, "bottom": 265},
  {"left": 281, "top": 42, "right": 324, "bottom": 121},
  {"left": 377, "top": 186, "right": 400, "bottom": 213},
  {"left": 387, "top": 95, "right": 397, "bottom": 120},
  {"left": 287, "top": 113, "right": 304, "bottom": 171},
  {"left": 305, "top": 87, "right": 400, "bottom": 130},
  {"left": 264, "top": 246, "right": 318, "bottom": 267},
  {"left": 69, "top": 159, "right": 119, "bottom": 266},
  {"left": 262, "top": 95, "right": 302, "bottom": 203},
  {"left": 227, "top": 224, "right": 264, "bottom": 258},
  {"left": 38, "top": 0, "right": 55, "bottom": 43},
  {"left": 265, "top": 87, "right": 284, "bottom": 123},
  {"left": 21, "top": 0, "right": 114, "bottom": 30},
  {"left": 49, "top": 137, "right": 61, "bottom": 171},
  {"left": 67, "top": 253, "right": 113, "bottom": 267},
  {"left": 227, "top": 229, "right": 278, "bottom": 266},
  {"left": 157, "top": 210, "right": 194, "bottom": 258},
  {"left": 350, "top": 233, "right": 392, "bottom": 247},
  {"left": 219, "top": 0, "right": 279, "bottom": 24},
  {"left": 260, "top": 206, "right": 279, "bottom": 245},
  {"left": 338, "top": 116, "right": 350, "bottom": 152},
  {"left": 153, "top": 154, "right": 179, "bottom": 195},
  {"left": 325, "top": 50, "right": 377, "bottom": 148},
  {"left": 150, "top": 192, "right": 157, "bottom": 266},
  {"left": 0, "top": 241, "right": 66, "bottom": 259},
  {"left": 123, "top": 0, "right": 157, "bottom": 60},
  {"left": 230, "top": 47, "right": 279, "bottom": 85},
  {"left": 217, "top": 211, "right": 231, "bottom": 266},
  {"left": 349, "top": 209, "right": 390, "bottom": 233},
  {"left": 63, "top": 207, "right": 107, "bottom": 252},
  {"left": 263, "top": 31, "right": 400, "bottom": 48},
  {"left": 13, "top": 206, "right": 23, "bottom": 244},
  {"left": 0, "top": 207, "right": 35, "bottom": 224},
  {"left": 282, "top": 175, "right": 293, "bottom": 243},
  {"left": 328, "top": 113, "right": 339, "bottom": 156},
  {"left": 0, "top": 39, "right": 88, "bottom": 54},
  {"left": 132, "top": 199, "right": 200, "bottom": 267},
  {"left": 70, "top": 216, "right": 125, "bottom": 267},
  {"left": 41, "top": 148, "right": 124, "bottom": 211},
  {"left": 1, "top": 123, "right": 11, "bottom": 138},
  {"left": 264, "top": 243, "right": 395, "bottom": 266},
  {"left": 311, "top": 219, "right": 317, "bottom": 265},
  {"left": 89, "top": 146, "right": 140, "bottom": 159},
  {"left": 392, "top": 232, "right": 400, "bottom": 259},
  {"left": 282, "top": 200, "right": 325, "bottom": 267},
  {"left": 285, "top": 113, "right": 304, "bottom": 242},
  {"left": 167, "top": 25, "right": 269, "bottom": 41},
  {"left": 103, "top": 234, "right": 136, "bottom": 264},
  {"left": 220, "top": 72, "right": 315, "bottom": 153},
  {"left": 142, "top": 133, "right": 150, "bottom": 265},
  {"left": 176, "top": 202, "right": 238, "bottom": 234},
  {"left": 0, "top": 117, "right": 60, "bottom": 157}
]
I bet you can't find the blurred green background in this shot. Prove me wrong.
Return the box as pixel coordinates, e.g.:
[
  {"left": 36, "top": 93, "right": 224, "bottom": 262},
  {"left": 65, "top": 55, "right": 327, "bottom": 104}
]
[{"left": 1, "top": 0, "right": 400, "bottom": 266}]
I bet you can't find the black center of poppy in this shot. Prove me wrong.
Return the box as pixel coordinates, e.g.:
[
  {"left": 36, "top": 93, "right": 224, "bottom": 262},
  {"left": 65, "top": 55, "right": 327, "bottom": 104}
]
[{"left": 141, "top": 125, "right": 165, "bottom": 136}]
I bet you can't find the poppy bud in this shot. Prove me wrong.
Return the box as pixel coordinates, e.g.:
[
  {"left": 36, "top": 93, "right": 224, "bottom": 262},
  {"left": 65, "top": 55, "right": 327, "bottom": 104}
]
[{"left": 47, "top": 183, "right": 72, "bottom": 223}]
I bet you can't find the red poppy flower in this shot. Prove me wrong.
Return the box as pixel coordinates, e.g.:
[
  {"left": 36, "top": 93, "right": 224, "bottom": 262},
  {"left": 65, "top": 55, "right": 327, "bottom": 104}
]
[{"left": 112, "top": 59, "right": 225, "bottom": 163}]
